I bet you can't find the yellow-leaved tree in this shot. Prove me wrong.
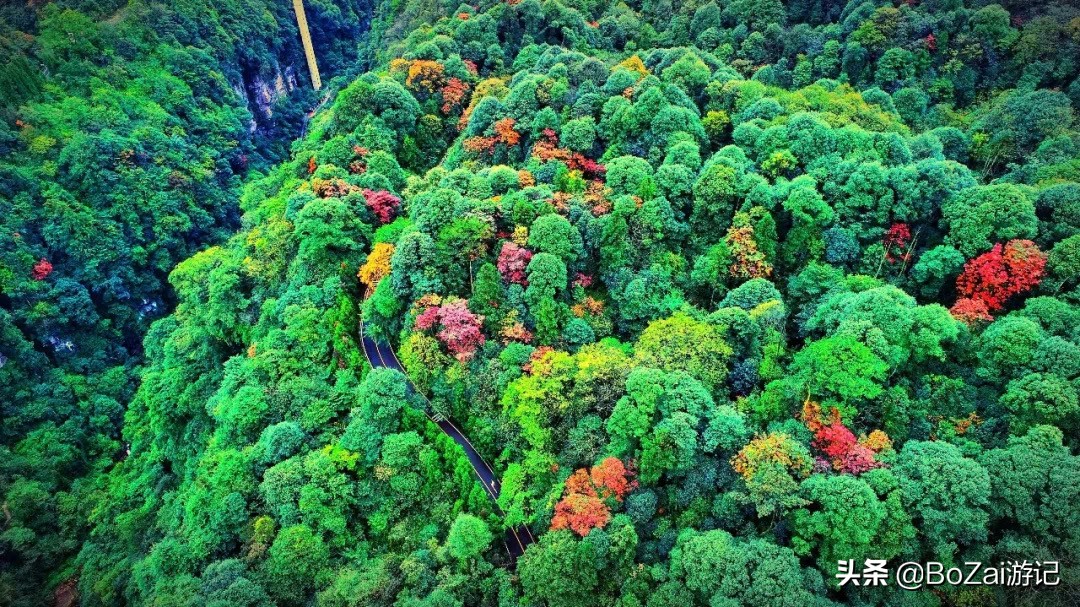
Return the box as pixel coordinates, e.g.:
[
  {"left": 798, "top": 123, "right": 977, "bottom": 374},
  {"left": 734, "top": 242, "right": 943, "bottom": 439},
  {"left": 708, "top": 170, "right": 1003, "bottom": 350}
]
[{"left": 358, "top": 242, "right": 394, "bottom": 295}]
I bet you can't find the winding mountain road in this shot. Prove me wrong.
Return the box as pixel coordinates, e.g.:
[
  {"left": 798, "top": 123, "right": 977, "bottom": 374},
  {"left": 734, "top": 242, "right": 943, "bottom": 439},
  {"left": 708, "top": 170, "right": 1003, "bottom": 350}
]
[{"left": 359, "top": 321, "right": 536, "bottom": 562}]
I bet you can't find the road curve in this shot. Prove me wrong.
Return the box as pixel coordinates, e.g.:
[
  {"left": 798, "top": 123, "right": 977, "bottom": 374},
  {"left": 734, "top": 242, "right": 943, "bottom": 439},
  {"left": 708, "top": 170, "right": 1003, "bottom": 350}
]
[{"left": 359, "top": 320, "right": 536, "bottom": 562}]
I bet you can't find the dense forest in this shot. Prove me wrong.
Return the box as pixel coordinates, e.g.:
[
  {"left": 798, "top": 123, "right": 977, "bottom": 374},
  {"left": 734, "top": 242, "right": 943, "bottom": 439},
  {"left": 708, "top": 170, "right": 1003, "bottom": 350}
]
[
  {"left": 3, "top": 0, "right": 1080, "bottom": 605},
  {"left": 0, "top": 0, "right": 376, "bottom": 601}
]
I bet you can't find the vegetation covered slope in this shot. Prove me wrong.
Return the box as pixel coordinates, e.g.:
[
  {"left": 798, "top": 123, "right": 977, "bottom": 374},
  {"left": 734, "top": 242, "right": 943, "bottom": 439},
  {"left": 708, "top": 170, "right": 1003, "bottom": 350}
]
[
  {"left": 10, "top": 0, "right": 1080, "bottom": 605},
  {"left": 0, "top": 1, "right": 375, "bottom": 602}
]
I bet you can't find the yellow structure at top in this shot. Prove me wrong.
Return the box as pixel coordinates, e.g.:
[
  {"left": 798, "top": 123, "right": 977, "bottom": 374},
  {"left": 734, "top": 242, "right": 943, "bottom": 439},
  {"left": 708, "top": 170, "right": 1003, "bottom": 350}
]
[{"left": 293, "top": 0, "right": 322, "bottom": 90}]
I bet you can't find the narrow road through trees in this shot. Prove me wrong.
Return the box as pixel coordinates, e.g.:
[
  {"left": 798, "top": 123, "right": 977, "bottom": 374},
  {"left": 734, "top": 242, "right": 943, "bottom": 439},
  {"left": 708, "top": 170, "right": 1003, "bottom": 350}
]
[{"left": 359, "top": 321, "right": 535, "bottom": 562}]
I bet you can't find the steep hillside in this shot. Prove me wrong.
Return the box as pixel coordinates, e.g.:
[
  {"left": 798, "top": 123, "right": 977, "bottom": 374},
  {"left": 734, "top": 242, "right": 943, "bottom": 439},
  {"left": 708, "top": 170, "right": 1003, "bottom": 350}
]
[
  {"left": 6, "top": 0, "right": 1080, "bottom": 605},
  {"left": 66, "top": 1, "right": 1080, "bottom": 606},
  {"left": 0, "top": 1, "right": 373, "bottom": 602}
]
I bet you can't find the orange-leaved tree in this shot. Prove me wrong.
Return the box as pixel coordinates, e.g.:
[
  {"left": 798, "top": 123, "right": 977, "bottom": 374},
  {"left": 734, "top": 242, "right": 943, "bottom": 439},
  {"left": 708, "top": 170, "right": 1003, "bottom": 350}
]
[{"left": 550, "top": 457, "right": 636, "bottom": 537}]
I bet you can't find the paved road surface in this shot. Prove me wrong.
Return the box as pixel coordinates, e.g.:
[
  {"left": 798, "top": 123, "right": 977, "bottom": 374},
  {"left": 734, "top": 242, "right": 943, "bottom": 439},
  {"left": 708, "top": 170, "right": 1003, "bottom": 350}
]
[{"left": 359, "top": 321, "right": 535, "bottom": 562}]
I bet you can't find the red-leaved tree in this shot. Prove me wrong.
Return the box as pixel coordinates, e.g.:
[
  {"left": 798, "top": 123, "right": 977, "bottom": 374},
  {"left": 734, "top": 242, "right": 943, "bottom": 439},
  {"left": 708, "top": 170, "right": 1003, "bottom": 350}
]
[
  {"left": 440, "top": 78, "right": 470, "bottom": 115},
  {"left": 363, "top": 189, "right": 401, "bottom": 224},
  {"left": 883, "top": 222, "right": 912, "bottom": 264},
  {"left": 590, "top": 457, "right": 637, "bottom": 500},
  {"left": 801, "top": 400, "right": 886, "bottom": 475},
  {"left": 551, "top": 493, "right": 610, "bottom": 537},
  {"left": 496, "top": 241, "right": 533, "bottom": 285},
  {"left": 531, "top": 128, "right": 572, "bottom": 163},
  {"left": 813, "top": 421, "right": 857, "bottom": 460},
  {"left": 31, "top": 259, "right": 53, "bottom": 280},
  {"left": 414, "top": 299, "right": 485, "bottom": 361},
  {"left": 949, "top": 297, "right": 994, "bottom": 326},
  {"left": 567, "top": 154, "right": 606, "bottom": 179},
  {"left": 955, "top": 239, "right": 1046, "bottom": 313},
  {"left": 551, "top": 458, "right": 636, "bottom": 536}
]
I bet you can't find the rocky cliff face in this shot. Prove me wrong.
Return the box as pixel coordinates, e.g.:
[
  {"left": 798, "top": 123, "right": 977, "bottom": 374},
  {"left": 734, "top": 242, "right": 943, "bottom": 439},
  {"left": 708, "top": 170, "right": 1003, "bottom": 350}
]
[{"left": 233, "top": 61, "right": 302, "bottom": 133}]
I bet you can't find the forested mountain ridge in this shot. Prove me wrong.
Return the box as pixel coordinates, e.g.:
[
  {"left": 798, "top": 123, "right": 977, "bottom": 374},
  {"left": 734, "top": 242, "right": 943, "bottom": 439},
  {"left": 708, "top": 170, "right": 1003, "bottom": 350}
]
[
  {"left": 7, "top": 0, "right": 1080, "bottom": 606},
  {"left": 0, "top": 1, "right": 375, "bottom": 602}
]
